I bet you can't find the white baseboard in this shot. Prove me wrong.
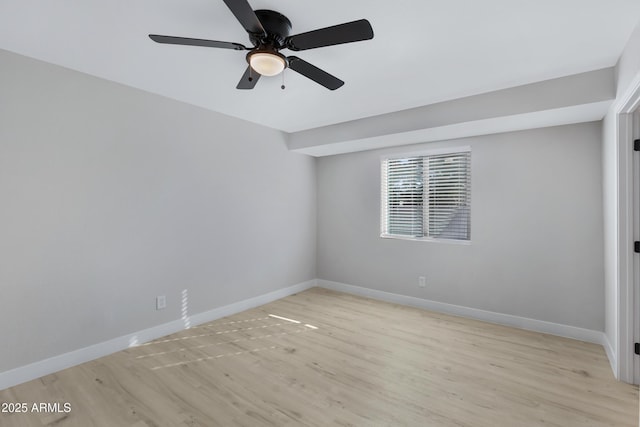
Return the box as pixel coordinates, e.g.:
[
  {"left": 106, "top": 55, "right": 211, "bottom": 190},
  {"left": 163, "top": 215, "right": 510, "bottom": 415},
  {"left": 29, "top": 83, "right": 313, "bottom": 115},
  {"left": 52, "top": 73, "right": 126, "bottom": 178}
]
[
  {"left": 602, "top": 333, "right": 617, "bottom": 377},
  {"left": 317, "top": 280, "right": 607, "bottom": 346},
  {"left": 0, "top": 280, "right": 316, "bottom": 391}
]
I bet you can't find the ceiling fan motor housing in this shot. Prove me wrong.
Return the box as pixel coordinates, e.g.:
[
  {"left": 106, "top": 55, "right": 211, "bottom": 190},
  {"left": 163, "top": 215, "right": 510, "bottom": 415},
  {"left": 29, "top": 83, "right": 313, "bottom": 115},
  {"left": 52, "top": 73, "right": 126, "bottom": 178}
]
[{"left": 250, "top": 10, "right": 292, "bottom": 48}]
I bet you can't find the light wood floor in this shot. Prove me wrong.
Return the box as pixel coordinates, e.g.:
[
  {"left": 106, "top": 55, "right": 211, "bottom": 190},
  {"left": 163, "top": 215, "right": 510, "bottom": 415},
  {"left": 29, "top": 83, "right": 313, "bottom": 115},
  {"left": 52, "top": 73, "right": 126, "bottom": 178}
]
[{"left": 0, "top": 287, "right": 637, "bottom": 426}]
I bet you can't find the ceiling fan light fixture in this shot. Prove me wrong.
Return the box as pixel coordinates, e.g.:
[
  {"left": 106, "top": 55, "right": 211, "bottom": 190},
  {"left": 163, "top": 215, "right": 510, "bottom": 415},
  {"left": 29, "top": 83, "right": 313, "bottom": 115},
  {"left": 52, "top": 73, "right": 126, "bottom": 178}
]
[{"left": 248, "top": 51, "right": 286, "bottom": 76}]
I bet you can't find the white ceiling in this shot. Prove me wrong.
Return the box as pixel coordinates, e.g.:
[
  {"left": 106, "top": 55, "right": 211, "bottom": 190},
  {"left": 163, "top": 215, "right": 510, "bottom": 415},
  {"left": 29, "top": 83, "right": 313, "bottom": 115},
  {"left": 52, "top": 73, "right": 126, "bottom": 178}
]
[{"left": 1, "top": 0, "right": 639, "bottom": 133}]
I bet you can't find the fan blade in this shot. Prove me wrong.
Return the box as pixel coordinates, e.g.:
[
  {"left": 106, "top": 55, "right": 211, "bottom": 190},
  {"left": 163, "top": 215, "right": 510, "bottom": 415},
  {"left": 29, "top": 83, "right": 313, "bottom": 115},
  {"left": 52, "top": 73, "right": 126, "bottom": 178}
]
[
  {"left": 236, "top": 66, "right": 261, "bottom": 89},
  {"left": 286, "top": 19, "right": 373, "bottom": 51},
  {"left": 288, "top": 56, "right": 344, "bottom": 90},
  {"left": 222, "top": 0, "right": 266, "bottom": 36},
  {"left": 149, "top": 35, "right": 247, "bottom": 50}
]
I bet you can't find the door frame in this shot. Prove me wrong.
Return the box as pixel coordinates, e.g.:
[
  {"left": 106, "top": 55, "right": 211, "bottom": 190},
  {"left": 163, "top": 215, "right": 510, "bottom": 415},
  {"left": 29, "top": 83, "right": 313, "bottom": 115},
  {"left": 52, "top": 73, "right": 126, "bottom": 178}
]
[
  {"left": 616, "top": 74, "right": 640, "bottom": 384},
  {"left": 632, "top": 110, "right": 640, "bottom": 385}
]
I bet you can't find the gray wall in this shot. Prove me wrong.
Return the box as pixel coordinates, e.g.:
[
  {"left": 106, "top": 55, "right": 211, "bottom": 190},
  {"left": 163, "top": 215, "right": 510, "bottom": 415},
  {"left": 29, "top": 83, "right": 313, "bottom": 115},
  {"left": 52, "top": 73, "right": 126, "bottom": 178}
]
[
  {"left": 317, "top": 123, "right": 604, "bottom": 330},
  {"left": 602, "top": 108, "right": 618, "bottom": 358},
  {"left": 615, "top": 21, "right": 640, "bottom": 101},
  {"left": 0, "top": 50, "right": 316, "bottom": 373}
]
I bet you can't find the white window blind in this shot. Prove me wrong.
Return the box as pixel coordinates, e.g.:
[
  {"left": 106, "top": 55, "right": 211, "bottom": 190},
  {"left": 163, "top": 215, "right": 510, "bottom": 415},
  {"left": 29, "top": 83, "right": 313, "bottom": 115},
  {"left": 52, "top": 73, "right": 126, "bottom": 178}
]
[{"left": 381, "top": 150, "right": 471, "bottom": 241}]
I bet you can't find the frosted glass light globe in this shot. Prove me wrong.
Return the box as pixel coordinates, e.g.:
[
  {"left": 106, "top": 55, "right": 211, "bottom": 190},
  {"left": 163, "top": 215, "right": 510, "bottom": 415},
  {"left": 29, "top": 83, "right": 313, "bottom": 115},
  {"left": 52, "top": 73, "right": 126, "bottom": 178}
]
[{"left": 250, "top": 52, "right": 286, "bottom": 76}]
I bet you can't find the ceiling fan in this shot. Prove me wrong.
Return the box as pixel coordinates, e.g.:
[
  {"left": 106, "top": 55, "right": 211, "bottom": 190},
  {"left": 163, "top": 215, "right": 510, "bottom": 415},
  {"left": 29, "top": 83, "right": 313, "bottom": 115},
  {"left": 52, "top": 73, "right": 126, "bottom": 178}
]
[{"left": 149, "top": 0, "right": 374, "bottom": 90}]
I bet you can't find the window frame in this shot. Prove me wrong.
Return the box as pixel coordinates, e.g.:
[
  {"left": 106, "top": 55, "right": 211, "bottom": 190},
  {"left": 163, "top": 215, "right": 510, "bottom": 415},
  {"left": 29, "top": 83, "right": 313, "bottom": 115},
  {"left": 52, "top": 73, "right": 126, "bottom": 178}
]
[{"left": 380, "top": 146, "right": 472, "bottom": 244}]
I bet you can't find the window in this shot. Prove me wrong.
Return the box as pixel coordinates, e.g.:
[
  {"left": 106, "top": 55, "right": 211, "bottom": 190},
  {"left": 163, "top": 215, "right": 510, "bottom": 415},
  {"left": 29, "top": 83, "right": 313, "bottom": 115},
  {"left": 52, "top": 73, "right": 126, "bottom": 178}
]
[{"left": 381, "top": 148, "right": 471, "bottom": 241}]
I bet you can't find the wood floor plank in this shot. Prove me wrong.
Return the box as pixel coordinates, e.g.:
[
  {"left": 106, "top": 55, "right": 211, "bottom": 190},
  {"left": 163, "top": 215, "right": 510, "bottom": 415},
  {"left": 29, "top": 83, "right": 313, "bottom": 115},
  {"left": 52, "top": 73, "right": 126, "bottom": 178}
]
[{"left": 0, "top": 287, "right": 636, "bottom": 426}]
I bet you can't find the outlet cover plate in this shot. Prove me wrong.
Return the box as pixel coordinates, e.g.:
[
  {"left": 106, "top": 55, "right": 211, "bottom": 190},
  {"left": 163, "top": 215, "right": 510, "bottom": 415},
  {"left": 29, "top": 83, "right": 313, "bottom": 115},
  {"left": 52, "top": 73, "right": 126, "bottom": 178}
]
[{"left": 156, "top": 295, "right": 167, "bottom": 310}]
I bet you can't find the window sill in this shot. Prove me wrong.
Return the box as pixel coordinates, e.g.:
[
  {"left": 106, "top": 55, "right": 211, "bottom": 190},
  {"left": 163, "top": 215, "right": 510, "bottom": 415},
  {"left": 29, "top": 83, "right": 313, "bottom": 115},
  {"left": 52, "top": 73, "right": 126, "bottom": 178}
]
[{"left": 380, "top": 234, "right": 471, "bottom": 245}]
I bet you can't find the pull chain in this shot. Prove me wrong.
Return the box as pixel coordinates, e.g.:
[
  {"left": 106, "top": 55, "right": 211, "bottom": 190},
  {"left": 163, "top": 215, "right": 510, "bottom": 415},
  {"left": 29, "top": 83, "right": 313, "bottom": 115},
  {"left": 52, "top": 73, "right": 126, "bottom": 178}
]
[
  {"left": 248, "top": 67, "right": 253, "bottom": 82},
  {"left": 281, "top": 69, "right": 286, "bottom": 90}
]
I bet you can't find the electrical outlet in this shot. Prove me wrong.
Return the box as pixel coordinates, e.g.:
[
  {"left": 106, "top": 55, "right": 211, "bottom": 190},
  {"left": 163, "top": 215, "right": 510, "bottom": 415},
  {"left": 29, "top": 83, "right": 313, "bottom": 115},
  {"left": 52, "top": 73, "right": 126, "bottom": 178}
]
[
  {"left": 156, "top": 295, "right": 167, "bottom": 310},
  {"left": 418, "top": 276, "right": 426, "bottom": 288}
]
